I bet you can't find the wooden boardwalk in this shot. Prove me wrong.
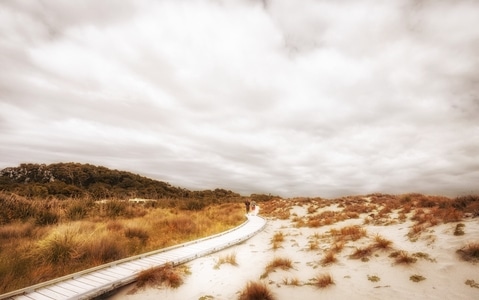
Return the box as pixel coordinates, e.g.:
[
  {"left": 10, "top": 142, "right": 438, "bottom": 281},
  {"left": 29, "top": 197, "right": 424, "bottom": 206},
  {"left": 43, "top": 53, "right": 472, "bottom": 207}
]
[{"left": 1, "top": 215, "right": 266, "bottom": 300}]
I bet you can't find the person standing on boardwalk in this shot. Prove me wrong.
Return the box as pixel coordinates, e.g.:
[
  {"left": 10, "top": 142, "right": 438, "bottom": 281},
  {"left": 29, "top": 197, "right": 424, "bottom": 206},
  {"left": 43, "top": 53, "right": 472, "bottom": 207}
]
[
  {"left": 244, "top": 200, "right": 250, "bottom": 214},
  {"left": 250, "top": 201, "right": 256, "bottom": 215}
]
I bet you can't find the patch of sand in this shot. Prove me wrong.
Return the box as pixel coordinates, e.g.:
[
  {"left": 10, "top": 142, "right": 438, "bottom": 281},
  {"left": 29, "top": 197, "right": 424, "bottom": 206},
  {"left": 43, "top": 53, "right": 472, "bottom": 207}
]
[{"left": 108, "top": 204, "right": 479, "bottom": 300}]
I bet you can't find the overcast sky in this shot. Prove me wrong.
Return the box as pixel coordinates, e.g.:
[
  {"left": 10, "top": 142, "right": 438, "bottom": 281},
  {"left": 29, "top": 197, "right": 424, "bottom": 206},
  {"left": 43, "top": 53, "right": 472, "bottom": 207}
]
[{"left": 1, "top": 0, "right": 478, "bottom": 198}]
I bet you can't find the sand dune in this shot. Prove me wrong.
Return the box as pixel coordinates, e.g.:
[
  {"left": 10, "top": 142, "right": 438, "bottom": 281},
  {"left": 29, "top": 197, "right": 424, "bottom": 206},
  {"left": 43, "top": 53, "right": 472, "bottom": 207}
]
[{"left": 109, "top": 197, "right": 479, "bottom": 299}]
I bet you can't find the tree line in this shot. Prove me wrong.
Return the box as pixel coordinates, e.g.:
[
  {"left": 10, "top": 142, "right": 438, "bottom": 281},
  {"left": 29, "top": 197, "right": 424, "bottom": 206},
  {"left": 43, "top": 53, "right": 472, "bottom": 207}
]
[{"left": 0, "top": 162, "right": 240, "bottom": 201}]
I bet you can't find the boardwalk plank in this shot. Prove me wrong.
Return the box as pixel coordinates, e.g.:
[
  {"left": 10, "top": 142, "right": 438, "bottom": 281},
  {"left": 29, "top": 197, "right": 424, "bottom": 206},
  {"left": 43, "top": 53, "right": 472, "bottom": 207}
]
[
  {"left": 42, "top": 286, "right": 76, "bottom": 298},
  {"left": 36, "top": 288, "right": 66, "bottom": 300}
]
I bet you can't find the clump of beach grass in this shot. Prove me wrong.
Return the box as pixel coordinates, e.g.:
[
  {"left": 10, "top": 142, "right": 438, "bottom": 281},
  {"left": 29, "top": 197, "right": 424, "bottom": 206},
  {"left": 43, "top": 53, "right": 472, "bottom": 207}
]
[
  {"left": 214, "top": 252, "right": 238, "bottom": 269},
  {"left": 238, "top": 281, "right": 276, "bottom": 300}
]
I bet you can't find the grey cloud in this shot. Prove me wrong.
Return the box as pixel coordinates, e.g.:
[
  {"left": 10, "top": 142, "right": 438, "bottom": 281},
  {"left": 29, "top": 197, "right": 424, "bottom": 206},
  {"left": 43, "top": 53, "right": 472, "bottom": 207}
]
[{"left": 1, "top": 0, "right": 478, "bottom": 198}]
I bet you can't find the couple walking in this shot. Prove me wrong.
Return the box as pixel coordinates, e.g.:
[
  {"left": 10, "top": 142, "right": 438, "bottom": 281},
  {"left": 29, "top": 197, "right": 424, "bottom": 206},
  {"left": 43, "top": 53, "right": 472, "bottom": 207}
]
[{"left": 244, "top": 200, "right": 258, "bottom": 216}]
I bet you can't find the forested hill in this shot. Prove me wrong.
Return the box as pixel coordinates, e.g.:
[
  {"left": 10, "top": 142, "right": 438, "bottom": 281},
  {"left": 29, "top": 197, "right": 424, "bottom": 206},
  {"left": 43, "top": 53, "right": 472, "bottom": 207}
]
[{"left": 0, "top": 163, "right": 240, "bottom": 200}]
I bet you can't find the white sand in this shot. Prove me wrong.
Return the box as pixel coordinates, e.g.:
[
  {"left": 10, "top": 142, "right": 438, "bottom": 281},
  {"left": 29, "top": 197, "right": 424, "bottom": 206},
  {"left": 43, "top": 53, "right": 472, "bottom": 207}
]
[{"left": 109, "top": 204, "right": 479, "bottom": 300}]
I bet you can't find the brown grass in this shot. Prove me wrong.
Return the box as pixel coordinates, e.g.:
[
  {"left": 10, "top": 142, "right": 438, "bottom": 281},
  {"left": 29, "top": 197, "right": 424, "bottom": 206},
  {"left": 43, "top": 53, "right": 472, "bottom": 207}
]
[
  {"left": 373, "top": 234, "right": 393, "bottom": 250},
  {"left": 454, "top": 223, "right": 465, "bottom": 236},
  {"left": 0, "top": 197, "right": 245, "bottom": 294},
  {"left": 331, "top": 241, "right": 345, "bottom": 253},
  {"left": 457, "top": 242, "right": 479, "bottom": 262},
  {"left": 238, "top": 281, "right": 276, "bottom": 300},
  {"left": 320, "top": 251, "right": 337, "bottom": 266},
  {"left": 262, "top": 257, "right": 293, "bottom": 278},
  {"left": 271, "top": 232, "right": 285, "bottom": 250},
  {"left": 331, "top": 225, "right": 367, "bottom": 241},
  {"left": 134, "top": 263, "right": 189, "bottom": 289},
  {"left": 214, "top": 252, "right": 238, "bottom": 269},
  {"left": 349, "top": 246, "right": 374, "bottom": 260},
  {"left": 314, "top": 273, "right": 334, "bottom": 288},
  {"left": 390, "top": 250, "right": 418, "bottom": 264},
  {"left": 282, "top": 277, "right": 301, "bottom": 286}
]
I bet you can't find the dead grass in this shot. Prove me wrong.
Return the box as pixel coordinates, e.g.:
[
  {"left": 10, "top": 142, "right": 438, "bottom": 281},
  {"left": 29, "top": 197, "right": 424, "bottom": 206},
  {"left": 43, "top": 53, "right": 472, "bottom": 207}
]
[
  {"left": 331, "top": 241, "right": 345, "bottom": 253},
  {"left": 238, "top": 281, "right": 276, "bottom": 300},
  {"left": 134, "top": 263, "right": 190, "bottom": 290},
  {"left": 454, "top": 223, "right": 465, "bottom": 236},
  {"left": 331, "top": 225, "right": 367, "bottom": 242},
  {"left": 390, "top": 251, "right": 418, "bottom": 265},
  {"left": 410, "top": 274, "right": 426, "bottom": 282},
  {"left": 373, "top": 234, "right": 393, "bottom": 250},
  {"left": 320, "top": 251, "right": 337, "bottom": 266},
  {"left": 261, "top": 257, "right": 293, "bottom": 278},
  {"left": 282, "top": 277, "right": 301, "bottom": 286},
  {"left": 314, "top": 273, "right": 334, "bottom": 288},
  {"left": 0, "top": 198, "right": 245, "bottom": 294},
  {"left": 271, "top": 232, "right": 285, "bottom": 250},
  {"left": 349, "top": 246, "right": 374, "bottom": 260},
  {"left": 457, "top": 242, "right": 479, "bottom": 262},
  {"left": 214, "top": 252, "right": 238, "bottom": 269}
]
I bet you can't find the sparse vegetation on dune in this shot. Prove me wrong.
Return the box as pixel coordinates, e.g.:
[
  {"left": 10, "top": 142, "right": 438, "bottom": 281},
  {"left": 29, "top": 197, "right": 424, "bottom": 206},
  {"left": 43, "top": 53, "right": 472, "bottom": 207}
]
[{"left": 2, "top": 182, "right": 479, "bottom": 297}]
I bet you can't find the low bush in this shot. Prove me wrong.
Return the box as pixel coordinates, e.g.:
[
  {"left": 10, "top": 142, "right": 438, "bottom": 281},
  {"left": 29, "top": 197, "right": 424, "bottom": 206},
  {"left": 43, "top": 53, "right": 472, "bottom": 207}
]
[
  {"left": 214, "top": 252, "right": 238, "bottom": 269},
  {"left": 135, "top": 263, "right": 189, "bottom": 289},
  {"left": 454, "top": 223, "right": 465, "bottom": 236},
  {"left": 314, "top": 273, "right": 334, "bottom": 288},
  {"left": 238, "top": 281, "right": 276, "bottom": 300},
  {"left": 349, "top": 246, "right": 374, "bottom": 260},
  {"left": 390, "top": 251, "right": 417, "bottom": 264},
  {"left": 457, "top": 242, "right": 479, "bottom": 262},
  {"left": 373, "top": 234, "right": 393, "bottom": 250},
  {"left": 320, "top": 251, "right": 337, "bottom": 266},
  {"left": 262, "top": 257, "right": 293, "bottom": 278}
]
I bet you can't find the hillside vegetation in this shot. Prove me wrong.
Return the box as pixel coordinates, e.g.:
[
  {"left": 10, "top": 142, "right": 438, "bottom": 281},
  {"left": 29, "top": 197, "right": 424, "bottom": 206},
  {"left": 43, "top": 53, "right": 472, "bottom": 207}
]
[{"left": 0, "top": 162, "right": 239, "bottom": 201}]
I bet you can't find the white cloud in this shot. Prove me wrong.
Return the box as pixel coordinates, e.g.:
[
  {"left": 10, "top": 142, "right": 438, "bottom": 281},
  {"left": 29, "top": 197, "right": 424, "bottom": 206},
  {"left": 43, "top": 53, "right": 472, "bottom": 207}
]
[{"left": 0, "top": 0, "right": 478, "bottom": 198}]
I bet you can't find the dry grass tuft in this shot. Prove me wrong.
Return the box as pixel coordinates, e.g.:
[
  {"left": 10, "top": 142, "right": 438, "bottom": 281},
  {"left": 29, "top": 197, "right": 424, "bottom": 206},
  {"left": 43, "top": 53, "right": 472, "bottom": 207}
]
[
  {"left": 410, "top": 274, "right": 426, "bottom": 282},
  {"left": 349, "top": 246, "right": 374, "bottom": 260},
  {"left": 262, "top": 257, "right": 293, "bottom": 278},
  {"left": 282, "top": 277, "right": 301, "bottom": 286},
  {"left": 314, "top": 273, "right": 334, "bottom": 288},
  {"left": 454, "top": 223, "right": 465, "bottom": 236},
  {"left": 320, "top": 251, "right": 337, "bottom": 266},
  {"left": 271, "top": 232, "right": 285, "bottom": 250},
  {"left": 214, "top": 252, "right": 238, "bottom": 269},
  {"left": 373, "top": 234, "right": 393, "bottom": 250},
  {"left": 465, "top": 279, "right": 479, "bottom": 288},
  {"left": 135, "top": 263, "right": 189, "bottom": 289},
  {"left": 331, "top": 225, "right": 367, "bottom": 242},
  {"left": 331, "top": 241, "right": 345, "bottom": 253},
  {"left": 390, "top": 251, "right": 417, "bottom": 264},
  {"left": 457, "top": 242, "right": 479, "bottom": 262},
  {"left": 238, "top": 281, "right": 276, "bottom": 300}
]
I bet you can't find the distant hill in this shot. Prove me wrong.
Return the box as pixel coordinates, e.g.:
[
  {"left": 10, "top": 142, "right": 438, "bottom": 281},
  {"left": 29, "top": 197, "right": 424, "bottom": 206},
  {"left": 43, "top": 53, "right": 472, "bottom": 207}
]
[{"left": 0, "top": 162, "right": 240, "bottom": 200}]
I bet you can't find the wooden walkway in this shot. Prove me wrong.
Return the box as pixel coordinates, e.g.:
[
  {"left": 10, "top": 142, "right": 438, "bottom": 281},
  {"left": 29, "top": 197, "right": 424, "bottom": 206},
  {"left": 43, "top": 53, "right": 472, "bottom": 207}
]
[{"left": 1, "top": 215, "right": 266, "bottom": 300}]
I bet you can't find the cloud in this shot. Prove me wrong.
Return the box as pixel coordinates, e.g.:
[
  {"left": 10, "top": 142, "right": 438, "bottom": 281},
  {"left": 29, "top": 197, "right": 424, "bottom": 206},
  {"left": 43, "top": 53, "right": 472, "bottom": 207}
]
[{"left": 1, "top": 0, "right": 478, "bottom": 198}]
